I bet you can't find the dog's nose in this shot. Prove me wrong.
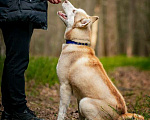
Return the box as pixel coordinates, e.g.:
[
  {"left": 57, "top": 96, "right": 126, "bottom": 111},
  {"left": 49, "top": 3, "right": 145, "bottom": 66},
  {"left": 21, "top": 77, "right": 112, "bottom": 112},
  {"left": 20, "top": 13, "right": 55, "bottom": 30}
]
[{"left": 64, "top": 0, "right": 68, "bottom": 3}]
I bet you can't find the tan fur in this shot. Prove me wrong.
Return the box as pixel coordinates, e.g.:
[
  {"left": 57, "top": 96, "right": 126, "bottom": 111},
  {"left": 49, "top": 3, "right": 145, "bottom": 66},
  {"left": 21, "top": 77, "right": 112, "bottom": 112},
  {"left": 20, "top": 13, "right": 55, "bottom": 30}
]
[
  {"left": 57, "top": 44, "right": 127, "bottom": 120},
  {"left": 65, "top": 27, "right": 91, "bottom": 43},
  {"left": 118, "top": 113, "right": 144, "bottom": 120},
  {"left": 65, "top": 12, "right": 92, "bottom": 43},
  {"left": 57, "top": 1, "right": 144, "bottom": 120},
  {"left": 74, "top": 12, "right": 89, "bottom": 22}
]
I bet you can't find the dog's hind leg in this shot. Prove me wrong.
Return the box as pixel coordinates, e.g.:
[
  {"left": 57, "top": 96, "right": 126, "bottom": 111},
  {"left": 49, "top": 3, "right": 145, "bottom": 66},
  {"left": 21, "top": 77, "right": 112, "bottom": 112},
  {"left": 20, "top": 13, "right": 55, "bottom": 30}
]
[
  {"left": 79, "top": 97, "right": 119, "bottom": 120},
  {"left": 79, "top": 98, "right": 101, "bottom": 120},
  {"left": 57, "top": 83, "right": 72, "bottom": 120},
  {"left": 78, "top": 99, "right": 86, "bottom": 120}
]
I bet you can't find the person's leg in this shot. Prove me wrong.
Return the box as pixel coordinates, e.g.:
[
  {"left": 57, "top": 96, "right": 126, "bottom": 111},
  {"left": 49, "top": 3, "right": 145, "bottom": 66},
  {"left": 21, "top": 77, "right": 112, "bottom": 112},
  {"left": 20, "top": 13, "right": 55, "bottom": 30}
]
[{"left": 1, "top": 22, "right": 33, "bottom": 113}]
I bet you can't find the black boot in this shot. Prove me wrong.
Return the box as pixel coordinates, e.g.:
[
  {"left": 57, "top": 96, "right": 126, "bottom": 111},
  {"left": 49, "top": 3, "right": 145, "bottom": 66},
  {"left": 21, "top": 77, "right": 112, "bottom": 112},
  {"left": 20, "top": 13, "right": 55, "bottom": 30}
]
[
  {"left": 12, "top": 107, "right": 44, "bottom": 120},
  {"left": 1, "top": 111, "right": 12, "bottom": 120}
]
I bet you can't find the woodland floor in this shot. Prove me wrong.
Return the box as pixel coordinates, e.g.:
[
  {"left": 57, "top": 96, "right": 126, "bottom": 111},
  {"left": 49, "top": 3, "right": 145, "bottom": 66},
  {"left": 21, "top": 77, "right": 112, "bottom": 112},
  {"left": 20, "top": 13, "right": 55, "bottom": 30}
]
[{"left": 0, "top": 67, "right": 150, "bottom": 120}]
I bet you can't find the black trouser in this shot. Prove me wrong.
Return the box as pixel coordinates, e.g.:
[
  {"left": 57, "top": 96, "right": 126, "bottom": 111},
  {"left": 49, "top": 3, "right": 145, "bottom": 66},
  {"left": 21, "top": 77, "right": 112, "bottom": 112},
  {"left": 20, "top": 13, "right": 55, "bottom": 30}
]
[{"left": 1, "top": 22, "right": 33, "bottom": 113}]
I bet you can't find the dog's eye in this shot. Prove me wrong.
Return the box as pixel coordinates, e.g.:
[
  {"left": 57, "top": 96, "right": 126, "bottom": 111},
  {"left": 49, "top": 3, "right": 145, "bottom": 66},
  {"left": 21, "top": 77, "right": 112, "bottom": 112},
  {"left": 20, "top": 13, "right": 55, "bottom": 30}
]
[{"left": 73, "top": 10, "right": 76, "bottom": 13}]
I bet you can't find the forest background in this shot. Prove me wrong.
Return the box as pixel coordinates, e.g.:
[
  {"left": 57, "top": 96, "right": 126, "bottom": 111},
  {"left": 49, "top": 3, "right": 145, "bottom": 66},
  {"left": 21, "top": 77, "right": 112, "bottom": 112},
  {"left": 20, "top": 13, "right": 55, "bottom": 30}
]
[
  {"left": 0, "top": 0, "right": 150, "bottom": 57},
  {"left": 0, "top": 0, "right": 150, "bottom": 119}
]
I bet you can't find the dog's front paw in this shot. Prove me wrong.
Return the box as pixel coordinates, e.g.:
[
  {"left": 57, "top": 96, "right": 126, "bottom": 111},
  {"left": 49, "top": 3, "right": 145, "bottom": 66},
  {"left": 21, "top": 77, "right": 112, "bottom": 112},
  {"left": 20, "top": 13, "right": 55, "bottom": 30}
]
[{"left": 57, "top": 114, "right": 65, "bottom": 120}]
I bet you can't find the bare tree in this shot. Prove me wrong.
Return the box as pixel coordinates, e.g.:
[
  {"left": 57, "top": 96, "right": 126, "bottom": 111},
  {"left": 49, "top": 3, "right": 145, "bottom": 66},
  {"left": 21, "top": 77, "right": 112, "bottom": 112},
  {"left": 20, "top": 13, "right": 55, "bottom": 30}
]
[
  {"left": 126, "top": 0, "right": 134, "bottom": 57},
  {"left": 0, "top": 29, "right": 5, "bottom": 56},
  {"left": 105, "top": 0, "right": 118, "bottom": 56}
]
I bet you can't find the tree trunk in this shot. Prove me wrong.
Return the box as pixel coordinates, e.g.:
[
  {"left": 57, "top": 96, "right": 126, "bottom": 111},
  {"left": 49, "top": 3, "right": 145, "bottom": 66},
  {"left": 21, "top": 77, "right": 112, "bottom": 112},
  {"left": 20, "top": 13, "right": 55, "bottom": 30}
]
[
  {"left": 0, "top": 29, "right": 5, "bottom": 56},
  {"left": 126, "top": 0, "right": 134, "bottom": 57},
  {"left": 105, "top": 0, "right": 118, "bottom": 56},
  {"left": 96, "top": 0, "right": 105, "bottom": 57}
]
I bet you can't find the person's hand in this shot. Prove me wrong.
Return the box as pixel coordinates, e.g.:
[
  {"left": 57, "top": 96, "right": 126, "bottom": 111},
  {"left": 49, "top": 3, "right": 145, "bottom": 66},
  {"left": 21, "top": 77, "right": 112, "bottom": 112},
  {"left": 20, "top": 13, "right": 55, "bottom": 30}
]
[{"left": 48, "top": 0, "right": 61, "bottom": 4}]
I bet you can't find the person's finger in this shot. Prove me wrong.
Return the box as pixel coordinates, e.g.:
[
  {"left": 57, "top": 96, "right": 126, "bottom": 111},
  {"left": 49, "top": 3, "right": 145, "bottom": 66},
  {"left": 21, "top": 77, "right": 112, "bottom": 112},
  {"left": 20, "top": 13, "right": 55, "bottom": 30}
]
[
  {"left": 51, "top": 0, "right": 55, "bottom": 3},
  {"left": 48, "top": 0, "right": 61, "bottom": 4},
  {"left": 58, "top": 0, "right": 61, "bottom": 3},
  {"left": 49, "top": 0, "right": 54, "bottom": 4},
  {"left": 54, "top": 0, "right": 59, "bottom": 4},
  {"left": 48, "top": 0, "right": 52, "bottom": 3},
  {"left": 55, "top": 0, "right": 61, "bottom": 4}
]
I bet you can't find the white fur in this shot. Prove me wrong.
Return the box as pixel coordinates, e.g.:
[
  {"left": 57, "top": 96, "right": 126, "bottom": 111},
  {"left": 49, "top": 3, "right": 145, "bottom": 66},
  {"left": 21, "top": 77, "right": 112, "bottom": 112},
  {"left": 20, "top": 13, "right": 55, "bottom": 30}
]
[
  {"left": 56, "top": 1, "right": 134, "bottom": 120},
  {"left": 57, "top": 0, "right": 88, "bottom": 33}
]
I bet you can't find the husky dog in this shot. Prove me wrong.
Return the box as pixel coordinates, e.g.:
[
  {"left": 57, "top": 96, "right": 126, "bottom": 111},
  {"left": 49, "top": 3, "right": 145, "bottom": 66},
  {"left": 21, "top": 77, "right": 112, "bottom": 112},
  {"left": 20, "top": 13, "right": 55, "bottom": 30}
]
[{"left": 57, "top": 1, "right": 144, "bottom": 120}]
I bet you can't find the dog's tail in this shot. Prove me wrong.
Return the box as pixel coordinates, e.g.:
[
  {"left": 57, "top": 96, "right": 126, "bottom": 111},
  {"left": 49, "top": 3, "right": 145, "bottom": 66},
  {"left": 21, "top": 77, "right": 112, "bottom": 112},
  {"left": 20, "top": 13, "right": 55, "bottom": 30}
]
[{"left": 118, "top": 113, "right": 144, "bottom": 120}]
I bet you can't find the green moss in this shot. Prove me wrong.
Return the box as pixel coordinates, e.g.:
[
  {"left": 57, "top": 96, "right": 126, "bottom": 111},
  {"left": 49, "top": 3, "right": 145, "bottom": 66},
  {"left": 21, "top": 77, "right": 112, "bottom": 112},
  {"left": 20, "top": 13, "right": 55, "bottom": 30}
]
[
  {"left": 0, "top": 56, "right": 4, "bottom": 80},
  {"left": 128, "top": 94, "right": 150, "bottom": 119},
  {"left": 0, "top": 56, "right": 150, "bottom": 119},
  {"left": 25, "top": 57, "right": 58, "bottom": 86},
  {"left": 100, "top": 56, "right": 150, "bottom": 72},
  {"left": 0, "top": 56, "right": 150, "bottom": 86}
]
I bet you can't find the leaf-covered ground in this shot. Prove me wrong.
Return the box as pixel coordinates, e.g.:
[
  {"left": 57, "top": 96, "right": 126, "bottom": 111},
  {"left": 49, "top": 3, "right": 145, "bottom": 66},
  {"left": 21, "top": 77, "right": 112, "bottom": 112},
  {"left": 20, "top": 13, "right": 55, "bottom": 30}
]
[{"left": 0, "top": 67, "right": 150, "bottom": 120}]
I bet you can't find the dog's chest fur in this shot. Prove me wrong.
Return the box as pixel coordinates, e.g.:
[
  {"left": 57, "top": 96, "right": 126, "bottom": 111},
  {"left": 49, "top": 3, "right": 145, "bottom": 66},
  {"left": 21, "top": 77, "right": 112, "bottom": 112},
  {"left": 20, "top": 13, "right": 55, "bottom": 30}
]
[{"left": 57, "top": 44, "right": 127, "bottom": 112}]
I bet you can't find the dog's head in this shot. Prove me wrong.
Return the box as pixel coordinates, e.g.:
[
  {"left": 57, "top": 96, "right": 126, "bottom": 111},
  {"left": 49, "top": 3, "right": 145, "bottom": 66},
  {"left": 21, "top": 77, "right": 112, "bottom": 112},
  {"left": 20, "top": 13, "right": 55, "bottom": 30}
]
[{"left": 57, "top": 0, "right": 99, "bottom": 41}]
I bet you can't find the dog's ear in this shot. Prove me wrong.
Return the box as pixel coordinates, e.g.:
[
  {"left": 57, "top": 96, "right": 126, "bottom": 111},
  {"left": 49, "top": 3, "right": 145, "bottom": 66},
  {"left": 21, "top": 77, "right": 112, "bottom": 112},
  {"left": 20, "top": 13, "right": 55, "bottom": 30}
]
[
  {"left": 90, "top": 16, "right": 99, "bottom": 23},
  {"left": 74, "top": 16, "right": 99, "bottom": 28},
  {"left": 75, "top": 18, "right": 91, "bottom": 28}
]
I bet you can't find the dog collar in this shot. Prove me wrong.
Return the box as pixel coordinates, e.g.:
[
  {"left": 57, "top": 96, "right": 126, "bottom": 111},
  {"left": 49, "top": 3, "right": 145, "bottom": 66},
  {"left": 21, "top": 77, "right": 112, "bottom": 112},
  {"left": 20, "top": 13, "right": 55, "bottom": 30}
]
[{"left": 66, "top": 40, "right": 89, "bottom": 46}]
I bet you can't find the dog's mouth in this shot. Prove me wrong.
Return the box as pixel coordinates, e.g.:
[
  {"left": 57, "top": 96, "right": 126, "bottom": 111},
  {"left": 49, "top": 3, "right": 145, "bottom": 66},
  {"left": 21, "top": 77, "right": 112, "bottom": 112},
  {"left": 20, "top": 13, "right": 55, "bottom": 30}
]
[{"left": 58, "top": 11, "right": 67, "bottom": 20}]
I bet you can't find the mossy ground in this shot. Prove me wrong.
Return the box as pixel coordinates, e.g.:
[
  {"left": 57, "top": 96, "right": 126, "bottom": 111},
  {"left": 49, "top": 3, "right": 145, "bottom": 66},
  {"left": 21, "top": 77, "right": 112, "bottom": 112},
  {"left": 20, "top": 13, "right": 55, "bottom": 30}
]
[{"left": 0, "top": 56, "right": 149, "bottom": 119}]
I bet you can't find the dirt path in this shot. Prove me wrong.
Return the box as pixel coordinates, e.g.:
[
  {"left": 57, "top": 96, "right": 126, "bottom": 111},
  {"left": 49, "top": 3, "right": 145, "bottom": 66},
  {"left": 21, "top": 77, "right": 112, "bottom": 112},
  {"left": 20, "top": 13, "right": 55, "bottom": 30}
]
[{"left": 1, "top": 67, "right": 150, "bottom": 120}]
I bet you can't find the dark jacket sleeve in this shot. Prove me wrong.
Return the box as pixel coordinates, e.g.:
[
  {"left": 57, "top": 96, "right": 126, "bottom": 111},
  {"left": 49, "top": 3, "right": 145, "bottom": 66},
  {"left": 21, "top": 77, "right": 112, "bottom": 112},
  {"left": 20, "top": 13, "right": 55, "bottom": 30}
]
[{"left": 0, "top": 0, "right": 48, "bottom": 29}]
